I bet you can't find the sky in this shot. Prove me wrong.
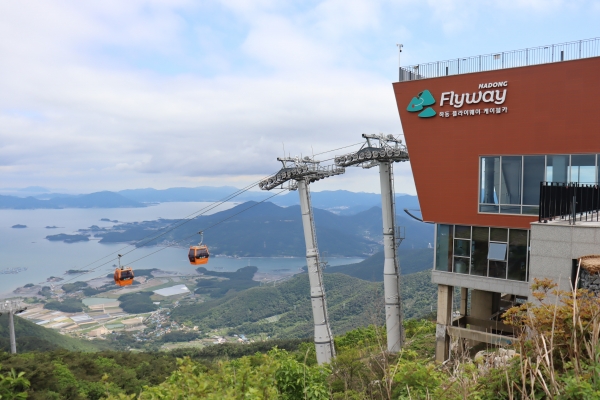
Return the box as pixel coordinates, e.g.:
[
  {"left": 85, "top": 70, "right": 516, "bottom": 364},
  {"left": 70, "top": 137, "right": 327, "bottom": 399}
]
[{"left": 1, "top": 1, "right": 599, "bottom": 195}]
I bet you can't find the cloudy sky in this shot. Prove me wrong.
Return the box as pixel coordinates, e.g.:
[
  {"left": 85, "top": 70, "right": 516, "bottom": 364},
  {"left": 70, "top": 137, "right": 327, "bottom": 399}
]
[{"left": 1, "top": 1, "right": 599, "bottom": 195}]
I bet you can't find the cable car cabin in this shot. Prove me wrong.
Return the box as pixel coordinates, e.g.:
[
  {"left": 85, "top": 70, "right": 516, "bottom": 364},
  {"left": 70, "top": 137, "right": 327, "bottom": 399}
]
[
  {"left": 114, "top": 267, "right": 134, "bottom": 287},
  {"left": 189, "top": 245, "right": 209, "bottom": 265}
]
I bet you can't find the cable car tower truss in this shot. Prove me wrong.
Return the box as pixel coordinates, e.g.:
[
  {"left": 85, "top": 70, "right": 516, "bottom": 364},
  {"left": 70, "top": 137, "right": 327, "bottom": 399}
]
[
  {"left": 334, "top": 134, "right": 409, "bottom": 353},
  {"left": 259, "top": 156, "right": 344, "bottom": 365},
  {"left": 0, "top": 299, "right": 27, "bottom": 354}
]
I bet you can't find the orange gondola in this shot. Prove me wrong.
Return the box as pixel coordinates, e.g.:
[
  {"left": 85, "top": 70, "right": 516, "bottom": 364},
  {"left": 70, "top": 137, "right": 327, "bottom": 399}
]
[
  {"left": 189, "top": 231, "right": 210, "bottom": 265},
  {"left": 114, "top": 254, "right": 134, "bottom": 286}
]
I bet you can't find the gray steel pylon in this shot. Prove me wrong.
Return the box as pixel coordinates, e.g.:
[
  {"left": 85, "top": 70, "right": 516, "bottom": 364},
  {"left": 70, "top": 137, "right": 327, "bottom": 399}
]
[
  {"left": 260, "top": 156, "right": 344, "bottom": 364},
  {"left": 334, "top": 134, "right": 408, "bottom": 353}
]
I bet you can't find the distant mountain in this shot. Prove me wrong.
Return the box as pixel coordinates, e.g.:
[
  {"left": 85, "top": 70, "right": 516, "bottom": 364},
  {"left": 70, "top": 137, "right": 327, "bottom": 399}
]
[
  {"left": 91, "top": 201, "right": 433, "bottom": 257},
  {"left": 271, "top": 190, "right": 421, "bottom": 216},
  {"left": 117, "top": 187, "right": 421, "bottom": 217},
  {"left": 0, "top": 313, "right": 102, "bottom": 352},
  {"left": 0, "top": 191, "right": 144, "bottom": 209},
  {"left": 325, "top": 248, "right": 434, "bottom": 281},
  {"left": 118, "top": 186, "right": 270, "bottom": 203}
]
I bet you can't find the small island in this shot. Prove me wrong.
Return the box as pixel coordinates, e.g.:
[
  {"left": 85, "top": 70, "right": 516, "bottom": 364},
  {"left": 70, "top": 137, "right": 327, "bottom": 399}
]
[
  {"left": 45, "top": 225, "right": 62, "bottom": 229},
  {"left": 11, "top": 224, "right": 27, "bottom": 228},
  {"left": 100, "top": 218, "right": 119, "bottom": 223},
  {"left": 47, "top": 276, "right": 64, "bottom": 282},
  {"left": 46, "top": 233, "right": 90, "bottom": 243},
  {"left": 65, "top": 269, "right": 90, "bottom": 274}
]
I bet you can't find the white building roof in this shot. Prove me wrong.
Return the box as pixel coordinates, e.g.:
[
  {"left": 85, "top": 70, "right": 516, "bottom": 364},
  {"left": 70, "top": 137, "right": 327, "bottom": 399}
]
[{"left": 154, "top": 284, "right": 190, "bottom": 297}]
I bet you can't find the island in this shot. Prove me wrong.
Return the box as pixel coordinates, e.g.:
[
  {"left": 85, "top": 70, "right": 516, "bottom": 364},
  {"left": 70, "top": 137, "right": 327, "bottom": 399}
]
[
  {"left": 100, "top": 218, "right": 119, "bottom": 223},
  {"left": 65, "top": 269, "right": 91, "bottom": 274},
  {"left": 11, "top": 224, "right": 27, "bottom": 228},
  {"left": 45, "top": 225, "right": 62, "bottom": 229},
  {"left": 45, "top": 233, "right": 90, "bottom": 243}
]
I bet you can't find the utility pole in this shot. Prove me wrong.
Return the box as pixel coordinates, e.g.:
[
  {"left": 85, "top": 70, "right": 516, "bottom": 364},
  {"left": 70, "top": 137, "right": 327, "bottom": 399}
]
[
  {"left": 334, "top": 134, "right": 409, "bottom": 353},
  {"left": 260, "top": 156, "right": 344, "bottom": 364},
  {"left": 1, "top": 299, "right": 27, "bottom": 354}
]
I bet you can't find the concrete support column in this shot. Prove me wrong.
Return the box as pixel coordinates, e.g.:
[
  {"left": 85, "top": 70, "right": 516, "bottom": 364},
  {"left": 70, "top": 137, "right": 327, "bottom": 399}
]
[
  {"left": 470, "top": 289, "right": 494, "bottom": 327},
  {"left": 435, "top": 284, "right": 453, "bottom": 362}
]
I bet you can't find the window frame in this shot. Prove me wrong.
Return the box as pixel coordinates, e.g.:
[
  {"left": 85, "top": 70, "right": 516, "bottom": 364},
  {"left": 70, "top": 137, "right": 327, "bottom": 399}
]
[{"left": 478, "top": 154, "right": 599, "bottom": 215}]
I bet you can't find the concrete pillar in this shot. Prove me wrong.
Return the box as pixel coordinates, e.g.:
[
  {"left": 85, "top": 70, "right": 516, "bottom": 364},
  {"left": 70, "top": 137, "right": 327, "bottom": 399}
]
[
  {"left": 470, "top": 289, "right": 494, "bottom": 325},
  {"left": 435, "top": 284, "right": 453, "bottom": 362}
]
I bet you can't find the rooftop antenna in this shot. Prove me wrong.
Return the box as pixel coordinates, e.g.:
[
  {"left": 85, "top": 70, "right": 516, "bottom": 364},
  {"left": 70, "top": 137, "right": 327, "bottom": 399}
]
[
  {"left": 259, "top": 156, "right": 345, "bottom": 365},
  {"left": 334, "top": 133, "right": 409, "bottom": 353},
  {"left": 397, "top": 44, "right": 404, "bottom": 81}
]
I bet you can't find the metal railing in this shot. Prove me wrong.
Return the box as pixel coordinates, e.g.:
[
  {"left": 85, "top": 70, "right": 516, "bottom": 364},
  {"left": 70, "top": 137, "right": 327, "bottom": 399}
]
[
  {"left": 539, "top": 182, "right": 600, "bottom": 224},
  {"left": 399, "top": 37, "right": 600, "bottom": 81}
]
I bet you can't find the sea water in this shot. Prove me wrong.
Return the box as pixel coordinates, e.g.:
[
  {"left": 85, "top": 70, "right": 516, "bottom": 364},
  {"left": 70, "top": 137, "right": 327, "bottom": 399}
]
[{"left": 0, "top": 202, "right": 362, "bottom": 296}]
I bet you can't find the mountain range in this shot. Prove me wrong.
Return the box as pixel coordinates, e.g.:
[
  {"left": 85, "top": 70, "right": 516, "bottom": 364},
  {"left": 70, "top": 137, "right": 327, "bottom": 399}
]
[
  {"left": 0, "top": 186, "right": 421, "bottom": 218},
  {"left": 0, "top": 191, "right": 143, "bottom": 209},
  {"left": 74, "top": 201, "right": 433, "bottom": 256}
]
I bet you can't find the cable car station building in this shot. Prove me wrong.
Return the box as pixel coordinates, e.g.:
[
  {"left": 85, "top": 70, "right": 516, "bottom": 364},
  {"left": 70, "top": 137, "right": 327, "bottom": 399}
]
[{"left": 393, "top": 38, "right": 600, "bottom": 362}]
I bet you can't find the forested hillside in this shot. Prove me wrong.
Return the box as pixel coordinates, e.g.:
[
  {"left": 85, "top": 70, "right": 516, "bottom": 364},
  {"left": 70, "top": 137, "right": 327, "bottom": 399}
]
[
  {"left": 326, "top": 248, "right": 433, "bottom": 281},
  {"left": 0, "top": 314, "right": 103, "bottom": 352},
  {"left": 171, "top": 270, "right": 437, "bottom": 339}
]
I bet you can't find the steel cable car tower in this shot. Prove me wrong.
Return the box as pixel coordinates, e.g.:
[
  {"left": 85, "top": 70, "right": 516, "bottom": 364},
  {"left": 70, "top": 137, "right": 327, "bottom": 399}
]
[
  {"left": 334, "top": 134, "right": 409, "bottom": 353},
  {"left": 259, "top": 156, "right": 344, "bottom": 364},
  {"left": 0, "top": 299, "right": 27, "bottom": 354}
]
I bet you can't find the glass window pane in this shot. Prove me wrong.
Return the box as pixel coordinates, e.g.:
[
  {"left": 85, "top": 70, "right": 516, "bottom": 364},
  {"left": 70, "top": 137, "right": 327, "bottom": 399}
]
[
  {"left": 479, "top": 204, "right": 499, "bottom": 213},
  {"left": 455, "top": 225, "right": 471, "bottom": 239},
  {"left": 453, "top": 257, "right": 469, "bottom": 274},
  {"left": 500, "top": 205, "right": 521, "bottom": 214},
  {"left": 470, "top": 227, "right": 488, "bottom": 276},
  {"left": 490, "top": 228, "right": 508, "bottom": 242},
  {"left": 547, "top": 155, "right": 568, "bottom": 183},
  {"left": 435, "top": 224, "right": 453, "bottom": 272},
  {"left": 507, "top": 229, "right": 527, "bottom": 281},
  {"left": 454, "top": 239, "right": 471, "bottom": 257},
  {"left": 570, "top": 155, "right": 596, "bottom": 184},
  {"left": 489, "top": 261, "right": 507, "bottom": 279},
  {"left": 500, "top": 156, "right": 522, "bottom": 205},
  {"left": 522, "top": 206, "right": 539, "bottom": 215},
  {"left": 488, "top": 243, "right": 507, "bottom": 261},
  {"left": 480, "top": 157, "right": 500, "bottom": 204},
  {"left": 523, "top": 156, "right": 545, "bottom": 205}
]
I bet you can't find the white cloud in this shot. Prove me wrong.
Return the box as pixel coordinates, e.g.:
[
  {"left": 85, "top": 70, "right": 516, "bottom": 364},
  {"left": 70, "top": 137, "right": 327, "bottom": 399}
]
[{"left": 0, "top": 0, "right": 597, "bottom": 195}]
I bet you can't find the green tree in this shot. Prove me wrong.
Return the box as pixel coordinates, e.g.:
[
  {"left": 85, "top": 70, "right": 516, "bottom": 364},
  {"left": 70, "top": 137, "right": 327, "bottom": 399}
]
[{"left": 0, "top": 368, "right": 30, "bottom": 400}]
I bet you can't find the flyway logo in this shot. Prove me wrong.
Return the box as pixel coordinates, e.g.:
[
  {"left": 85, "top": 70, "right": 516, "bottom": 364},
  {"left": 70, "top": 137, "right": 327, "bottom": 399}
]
[
  {"left": 407, "top": 82, "right": 509, "bottom": 120},
  {"left": 407, "top": 90, "right": 436, "bottom": 118}
]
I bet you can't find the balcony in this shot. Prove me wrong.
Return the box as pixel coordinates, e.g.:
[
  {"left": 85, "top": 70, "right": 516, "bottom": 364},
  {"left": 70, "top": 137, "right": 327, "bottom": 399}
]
[{"left": 539, "top": 182, "right": 600, "bottom": 224}]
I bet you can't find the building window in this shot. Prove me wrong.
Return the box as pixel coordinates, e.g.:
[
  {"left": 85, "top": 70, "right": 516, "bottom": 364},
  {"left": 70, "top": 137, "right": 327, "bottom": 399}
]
[
  {"left": 470, "top": 227, "right": 489, "bottom": 276},
  {"left": 435, "top": 224, "right": 453, "bottom": 272},
  {"left": 479, "top": 154, "right": 599, "bottom": 215},
  {"left": 434, "top": 224, "right": 529, "bottom": 282}
]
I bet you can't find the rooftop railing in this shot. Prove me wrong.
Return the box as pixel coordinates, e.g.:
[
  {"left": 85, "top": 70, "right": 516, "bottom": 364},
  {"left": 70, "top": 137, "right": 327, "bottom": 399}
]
[
  {"left": 539, "top": 182, "right": 600, "bottom": 225},
  {"left": 399, "top": 37, "right": 600, "bottom": 81}
]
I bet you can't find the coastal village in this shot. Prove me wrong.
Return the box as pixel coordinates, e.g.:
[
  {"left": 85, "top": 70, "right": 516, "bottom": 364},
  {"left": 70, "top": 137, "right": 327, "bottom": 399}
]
[{"left": 7, "top": 269, "right": 267, "bottom": 348}]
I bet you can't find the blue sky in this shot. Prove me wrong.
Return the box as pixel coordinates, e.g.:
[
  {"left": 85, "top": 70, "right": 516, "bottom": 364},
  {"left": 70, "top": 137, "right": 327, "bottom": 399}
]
[{"left": 0, "top": 1, "right": 599, "bottom": 195}]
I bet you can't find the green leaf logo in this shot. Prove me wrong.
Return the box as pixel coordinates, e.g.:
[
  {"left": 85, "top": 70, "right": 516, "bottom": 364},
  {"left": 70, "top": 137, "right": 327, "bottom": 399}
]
[{"left": 407, "top": 90, "right": 436, "bottom": 118}]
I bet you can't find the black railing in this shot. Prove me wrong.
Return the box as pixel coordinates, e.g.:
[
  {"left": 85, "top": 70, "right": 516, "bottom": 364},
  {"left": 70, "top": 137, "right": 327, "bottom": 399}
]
[{"left": 539, "top": 182, "right": 600, "bottom": 224}]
